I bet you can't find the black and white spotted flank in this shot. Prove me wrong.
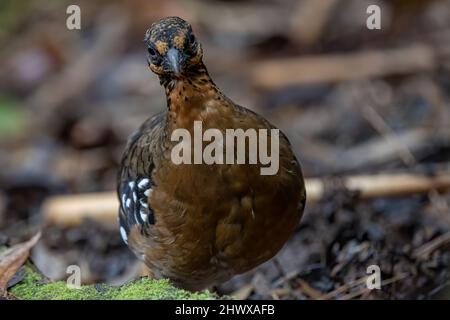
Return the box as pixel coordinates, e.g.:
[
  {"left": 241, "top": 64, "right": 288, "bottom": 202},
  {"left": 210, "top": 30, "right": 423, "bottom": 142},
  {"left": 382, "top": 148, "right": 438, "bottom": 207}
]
[{"left": 118, "top": 176, "right": 155, "bottom": 244}]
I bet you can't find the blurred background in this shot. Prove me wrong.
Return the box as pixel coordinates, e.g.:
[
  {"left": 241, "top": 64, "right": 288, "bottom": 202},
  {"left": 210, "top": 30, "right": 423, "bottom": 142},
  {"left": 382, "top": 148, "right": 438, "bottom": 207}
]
[{"left": 1, "top": 0, "right": 450, "bottom": 299}]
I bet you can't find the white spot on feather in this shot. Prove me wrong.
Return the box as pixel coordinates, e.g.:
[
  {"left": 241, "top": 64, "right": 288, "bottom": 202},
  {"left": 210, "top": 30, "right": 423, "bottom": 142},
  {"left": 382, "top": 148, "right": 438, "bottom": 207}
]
[
  {"left": 138, "top": 179, "right": 149, "bottom": 189},
  {"left": 144, "top": 189, "right": 152, "bottom": 197},
  {"left": 140, "top": 209, "right": 147, "bottom": 222},
  {"left": 120, "top": 227, "right": 128, "bottom": 244}
]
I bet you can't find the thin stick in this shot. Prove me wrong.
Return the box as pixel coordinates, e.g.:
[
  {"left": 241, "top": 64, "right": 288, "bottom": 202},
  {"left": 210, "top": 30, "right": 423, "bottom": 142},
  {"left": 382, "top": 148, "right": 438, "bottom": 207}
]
[
  {"left": 338, "top": 273, "right": 409, "bottom": 300},
  {"left": 413, "top": 231, "right": 450, "bottom": 259},
  {"left": 317, "top": 275, "right": 367, "bottom": 300},
  {"left": 360, "top": 104, "right": 417, "bottom": 166}
]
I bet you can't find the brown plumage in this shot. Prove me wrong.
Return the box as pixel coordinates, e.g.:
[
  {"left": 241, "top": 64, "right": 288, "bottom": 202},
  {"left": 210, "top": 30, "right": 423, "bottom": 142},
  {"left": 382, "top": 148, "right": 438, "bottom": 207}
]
[{"left": 118, "top": 16, "right": 306, "bottom": 291}]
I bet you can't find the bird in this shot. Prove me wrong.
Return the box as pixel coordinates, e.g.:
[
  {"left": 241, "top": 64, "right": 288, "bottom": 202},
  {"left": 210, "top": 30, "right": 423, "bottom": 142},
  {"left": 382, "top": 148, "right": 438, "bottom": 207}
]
[{"left": 117, "top": 16, "right": 306, "bottom": 291}]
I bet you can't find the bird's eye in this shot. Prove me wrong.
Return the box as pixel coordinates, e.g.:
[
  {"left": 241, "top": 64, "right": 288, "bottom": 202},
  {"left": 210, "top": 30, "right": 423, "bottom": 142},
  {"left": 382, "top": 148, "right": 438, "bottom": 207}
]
[
  {"left": 188, "top": 34, "right": 198, "bottom": 53},
  {"left": 147, "top": 47, "right": 161, "bottom": 64},
  {"left": 148, "top": 47, "right": 162, "bottom": 58}
]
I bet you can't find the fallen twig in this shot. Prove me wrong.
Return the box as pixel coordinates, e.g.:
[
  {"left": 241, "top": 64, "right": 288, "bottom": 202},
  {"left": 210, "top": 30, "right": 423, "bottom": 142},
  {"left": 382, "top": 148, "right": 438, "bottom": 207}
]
[
  {"left": 339, "top": 273, "right": 409, "bottom": 300},
  {"left": 413, "top": 231, "right": 450, "bottom": 260},
  {"left": 359, "top": 104, "right": 417, "bottom": 166},
  {"left": 317, "top": 272, "right": 409, "bottom": 300}
]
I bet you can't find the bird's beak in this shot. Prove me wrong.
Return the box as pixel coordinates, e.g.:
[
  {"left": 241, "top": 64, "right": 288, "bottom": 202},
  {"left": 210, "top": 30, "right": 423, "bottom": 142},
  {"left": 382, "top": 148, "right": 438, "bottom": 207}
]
[{"left": 166, "top": 48, "right": 182, "bottom": 76}]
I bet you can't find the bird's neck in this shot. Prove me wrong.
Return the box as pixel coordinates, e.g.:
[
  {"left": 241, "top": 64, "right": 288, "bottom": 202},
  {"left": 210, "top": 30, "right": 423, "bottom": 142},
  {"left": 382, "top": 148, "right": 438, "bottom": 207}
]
[{"left": 161, "top": 62, "right": 226, "bottom": 131}]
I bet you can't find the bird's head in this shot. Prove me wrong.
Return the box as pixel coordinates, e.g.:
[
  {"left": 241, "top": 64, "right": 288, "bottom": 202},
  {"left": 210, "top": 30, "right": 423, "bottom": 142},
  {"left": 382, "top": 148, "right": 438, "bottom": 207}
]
[{"left": 144, "top": 17, "right": 203, "bottom": 78}]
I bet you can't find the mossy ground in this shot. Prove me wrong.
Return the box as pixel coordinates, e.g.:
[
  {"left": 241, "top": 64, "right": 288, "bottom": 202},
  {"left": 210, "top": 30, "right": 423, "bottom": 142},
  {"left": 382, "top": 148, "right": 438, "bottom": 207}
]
[{"left": 10, "top": 265, "right": 216, "bottom": 300}]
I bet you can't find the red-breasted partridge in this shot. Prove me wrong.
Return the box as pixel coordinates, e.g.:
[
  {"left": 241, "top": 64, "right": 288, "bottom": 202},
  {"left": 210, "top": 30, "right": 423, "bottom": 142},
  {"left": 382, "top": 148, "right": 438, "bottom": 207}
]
[{"left": 118, "top": 17, "right": 306, "bottom": 291}]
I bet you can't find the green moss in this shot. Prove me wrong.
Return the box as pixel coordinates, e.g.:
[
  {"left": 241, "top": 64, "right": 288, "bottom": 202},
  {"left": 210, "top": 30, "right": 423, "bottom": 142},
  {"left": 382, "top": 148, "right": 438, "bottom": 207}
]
[
  {"left": 10, "top": 266, "right": 216, "bottom": 300},
  {"left": 108, "top": 278, "right": 214, "bottom": 300}
]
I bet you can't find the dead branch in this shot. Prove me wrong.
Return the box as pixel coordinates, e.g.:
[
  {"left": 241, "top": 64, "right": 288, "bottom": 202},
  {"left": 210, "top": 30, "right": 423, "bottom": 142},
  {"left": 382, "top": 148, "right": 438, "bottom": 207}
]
[{"left": 250, "top": 45, "right": 437, "bottom": 89}]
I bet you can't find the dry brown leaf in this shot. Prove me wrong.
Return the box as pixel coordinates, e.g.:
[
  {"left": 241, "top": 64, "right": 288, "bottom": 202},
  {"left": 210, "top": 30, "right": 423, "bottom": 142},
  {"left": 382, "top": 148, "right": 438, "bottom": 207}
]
[{"left": 0, "top": 232, "right": 41, "bottom": 297}]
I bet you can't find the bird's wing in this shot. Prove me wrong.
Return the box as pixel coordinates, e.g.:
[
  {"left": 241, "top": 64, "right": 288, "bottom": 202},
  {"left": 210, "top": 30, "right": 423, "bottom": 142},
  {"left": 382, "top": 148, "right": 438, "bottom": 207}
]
[{"left": 117, "top": 111, "right": 166, "bottom": 245}]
